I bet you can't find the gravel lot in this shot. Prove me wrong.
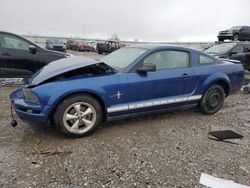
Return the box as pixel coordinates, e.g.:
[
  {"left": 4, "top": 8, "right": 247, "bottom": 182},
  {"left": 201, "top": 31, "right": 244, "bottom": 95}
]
[{"left": 0, "top": 51, "right": 250, "bottom": 187}]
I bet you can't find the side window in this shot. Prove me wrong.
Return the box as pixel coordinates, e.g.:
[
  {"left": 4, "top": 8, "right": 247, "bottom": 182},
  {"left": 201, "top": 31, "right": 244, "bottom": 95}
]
[
  {"left": 143, "top": 50, "right": 189, "bottom": 70},
  {"left": 244, "top": 44, "right": 250, "bottom": 52},
  {"left": 0, "top": 34, "right": 30, "bottom": 50},
  {"left": 199, "top": 55, "right": 214, "bottom": 65},
  {"left": 231, "top": 45, "right": 244, "bottom": 54}
]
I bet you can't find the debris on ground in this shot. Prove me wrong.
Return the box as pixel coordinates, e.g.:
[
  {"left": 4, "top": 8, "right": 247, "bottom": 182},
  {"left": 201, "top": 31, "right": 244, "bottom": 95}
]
[
  {"left": 242, "top": 85, "right": 250, "bottom": 94},
  {"left": 199, "top": 173, "right": 250, "bottom": 188},
  {"left": 33, "top": 139, "right": 72, "bottom": 156},
  {"left": 208, "top": 130, "right": 243, "bottom": 141}
]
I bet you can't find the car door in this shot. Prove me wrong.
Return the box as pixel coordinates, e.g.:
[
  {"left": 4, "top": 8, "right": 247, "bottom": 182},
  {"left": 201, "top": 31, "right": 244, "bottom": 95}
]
[
  {"left": 0, "top": 37, "right": 8, "bottom": 77},
  {"left": 0, "top": 33, "right": 42, "bottom": 78},
  {"left": 240, "top": 27, "right": 250, "bottom": 40},
  {"left": 247, "top": 27, "right": 250, "bottom": 40},
  {"left": 229, "top": 45, "right": 246, "bottom": 65},
  {"left": 127, "top": 50, "right": 197, "bottom": 113}
]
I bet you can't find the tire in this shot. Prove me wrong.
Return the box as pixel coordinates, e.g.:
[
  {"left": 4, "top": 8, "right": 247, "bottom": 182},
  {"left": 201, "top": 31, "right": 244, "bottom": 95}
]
[
  {"left": 233, "top": 34, "right": 239, "bottom": 41},
  {"left": 199, "top": 85, "right": 225, "bottom": 115},
  {"left": 218, "top": 38, "right": 224, "bottom": 42},
  {"left": 98, "top": 50, "right": 103, "bottom": 54},
  {"left": 54, "top": 95, "right": 102, "bottom": 137}
]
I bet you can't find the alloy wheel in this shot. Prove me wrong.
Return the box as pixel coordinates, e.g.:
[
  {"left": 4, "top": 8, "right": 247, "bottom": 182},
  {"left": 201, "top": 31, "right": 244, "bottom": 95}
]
[{"left": 63, "top": 102, "right": 97, "bottom": 134}]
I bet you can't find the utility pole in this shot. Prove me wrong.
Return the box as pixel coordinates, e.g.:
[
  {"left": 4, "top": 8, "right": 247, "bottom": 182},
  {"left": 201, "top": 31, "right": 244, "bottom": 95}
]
[{"left": 83, "top": 24, "right": 85, "bottom": 42}]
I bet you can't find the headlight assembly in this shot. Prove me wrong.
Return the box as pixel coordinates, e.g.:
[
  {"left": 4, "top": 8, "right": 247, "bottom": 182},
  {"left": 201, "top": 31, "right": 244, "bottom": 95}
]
[{"left": 23, "top": 88, "right": 40, "bottom": 104}]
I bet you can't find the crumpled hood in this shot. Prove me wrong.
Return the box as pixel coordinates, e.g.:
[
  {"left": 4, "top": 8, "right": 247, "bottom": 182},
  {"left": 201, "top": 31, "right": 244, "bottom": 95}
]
[{"left": 28, "top": 57, "right": 101, "bottom": 86}]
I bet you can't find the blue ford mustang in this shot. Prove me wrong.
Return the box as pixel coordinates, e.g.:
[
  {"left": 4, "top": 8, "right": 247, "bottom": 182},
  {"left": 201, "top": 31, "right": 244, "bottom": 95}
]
[{"left": 10, "top": 44, "right": 244, "bottom": 137}]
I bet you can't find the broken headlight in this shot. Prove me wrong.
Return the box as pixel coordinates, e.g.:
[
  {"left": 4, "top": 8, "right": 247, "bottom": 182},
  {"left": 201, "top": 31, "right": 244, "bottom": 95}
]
[{"left": 23, "top": 88, "right": 40, "bottom": 104}]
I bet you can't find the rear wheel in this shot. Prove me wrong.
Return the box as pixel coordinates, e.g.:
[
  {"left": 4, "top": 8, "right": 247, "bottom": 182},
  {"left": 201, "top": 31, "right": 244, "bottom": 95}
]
[
  {"left": 54, "top": 95, "right": 102, "bottom": 137},
  {"left": 200, "top": 85, "right": 225, "bottom": 115},
  {"left": 98, "top": 50, "right": 103, "bottom": 54}
]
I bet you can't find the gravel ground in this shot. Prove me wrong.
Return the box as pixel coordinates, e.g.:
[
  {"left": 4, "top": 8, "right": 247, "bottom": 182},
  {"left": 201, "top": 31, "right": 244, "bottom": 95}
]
[{"left": 0, "top": 51, "right": 250, "bottom": 187}]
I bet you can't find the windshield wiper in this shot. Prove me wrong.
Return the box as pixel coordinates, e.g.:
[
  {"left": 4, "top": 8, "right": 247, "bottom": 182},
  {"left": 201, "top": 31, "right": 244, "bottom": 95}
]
[{"left": 207, "top": 52, "right": 218, "bottom": 55}]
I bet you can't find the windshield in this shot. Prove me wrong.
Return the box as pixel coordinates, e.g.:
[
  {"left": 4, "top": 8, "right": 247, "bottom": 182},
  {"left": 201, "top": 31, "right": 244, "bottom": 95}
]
[
  {"left": 229, "top": 26, "right": 242, "bottom": 30},
  {"left": 204, "top": 43, "right": 236, "bottom": 54},
  {"left": 101, "top": 47, "right": 146, "bottom": 70},
  {"left": 47, "top": 39, "right": 64, "bottom": 44}
]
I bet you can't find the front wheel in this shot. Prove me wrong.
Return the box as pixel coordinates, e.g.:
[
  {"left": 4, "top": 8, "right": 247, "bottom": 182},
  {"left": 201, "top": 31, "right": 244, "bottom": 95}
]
[
  {"left": 199, "top": 85, "right": 225, "bottom": 115},
  {"left": 233, "top": 34, "right": 239, "bottom": 41},
  {"left": 54, "top": 95, "right": 102, "bottom": 137},
  {"left": 218, "top": 38, "right": 224, "bottom": 42}
]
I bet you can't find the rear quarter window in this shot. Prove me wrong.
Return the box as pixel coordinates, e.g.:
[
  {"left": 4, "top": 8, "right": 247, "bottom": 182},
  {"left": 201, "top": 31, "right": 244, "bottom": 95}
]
[{"left": 199, "top": 55, "right": 214, "bottom": 65}]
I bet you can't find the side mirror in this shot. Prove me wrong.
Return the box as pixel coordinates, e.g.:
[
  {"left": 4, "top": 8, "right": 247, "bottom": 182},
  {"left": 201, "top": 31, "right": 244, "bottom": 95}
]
[
  {"left": 136, "top": 63, "right": 156, "bottom": 73},
  {"left": 230, "top": 51, "right": 237, "bottom": 56},
  {"left": 29, "top": 45, "right": 37, "bottom": 54}
]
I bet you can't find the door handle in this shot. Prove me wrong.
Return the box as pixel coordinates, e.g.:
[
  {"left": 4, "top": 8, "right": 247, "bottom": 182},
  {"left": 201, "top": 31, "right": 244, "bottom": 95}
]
[
  {"left": 182, "top": 73, "right": 189, "bottom": 77},
  {"left": 1, "top": 52, "right": 11, "bottom": 56}
]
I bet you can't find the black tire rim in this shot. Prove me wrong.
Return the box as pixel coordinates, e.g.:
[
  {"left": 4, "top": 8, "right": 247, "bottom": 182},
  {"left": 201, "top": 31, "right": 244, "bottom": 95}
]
[
  {"left": 205, "top": 88, "right": 223, "bottom": 111},
  {"left": 234, "top": 34, "right": 239, "bottom": 41}
]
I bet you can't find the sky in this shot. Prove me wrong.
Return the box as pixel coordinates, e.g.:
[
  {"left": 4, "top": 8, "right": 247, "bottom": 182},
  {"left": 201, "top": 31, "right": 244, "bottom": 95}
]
[{"left": 0, "top": 0, "right": 249, "bottom": 42}]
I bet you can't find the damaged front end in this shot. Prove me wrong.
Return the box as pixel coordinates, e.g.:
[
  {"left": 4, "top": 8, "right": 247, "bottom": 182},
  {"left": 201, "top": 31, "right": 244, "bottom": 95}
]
[
  {"left": 27, "top": 56, "right": 117, "bottom": 87},
  {"left": 10, "top": 87, "right": 51, "bottom": 126},
  {"left": 10, "top": 57, "right": 116, "bottom": 127}
]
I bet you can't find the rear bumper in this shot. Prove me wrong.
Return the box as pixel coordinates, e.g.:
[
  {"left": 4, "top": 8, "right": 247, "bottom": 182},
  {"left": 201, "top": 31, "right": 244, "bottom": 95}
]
[
  {"left": 217, "top": 33, "right": 233, "bottom": 39},
  {"left": 10, "top": 89, "right": 53, "bottom": 126}
]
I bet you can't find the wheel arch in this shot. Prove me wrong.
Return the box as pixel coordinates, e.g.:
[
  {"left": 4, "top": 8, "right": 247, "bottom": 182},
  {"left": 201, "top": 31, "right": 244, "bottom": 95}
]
[
  {"left": 211, "top": 80, "right": 230, "bottom": 96},
  {"left": 202, "top": 74, "right": 231, "bottom": 97},
  {"left": 49, "top": 91, "right": 107, "bottom": 123}
]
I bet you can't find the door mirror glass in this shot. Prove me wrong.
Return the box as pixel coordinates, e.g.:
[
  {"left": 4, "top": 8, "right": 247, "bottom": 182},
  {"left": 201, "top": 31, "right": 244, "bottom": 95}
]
[
  {"left": 29, "top": 45, "right": 37, "bottom": 54},
  {"left": 136, "top": 63, "right": 156, "bottom": 72}
]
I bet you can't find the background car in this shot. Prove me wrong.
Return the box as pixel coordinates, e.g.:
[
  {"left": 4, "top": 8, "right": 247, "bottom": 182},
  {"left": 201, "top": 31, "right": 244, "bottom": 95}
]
[
  {"left": 87, "top": 41, "right": 97, "bottom": 51},
  {"left": 10, "top": 45, "right": 244, "bottom": 137},
  {"left": 204, "top": 42, "right": 250, "bottom": 71},
  {"left": 217, "top": 26, "right": 250, "bottom": 42},
  {"left": 0, "top": 31, "right": 70, "bottom": 78},
  {"left": 66, "top": 39, "right": 75, "bottom": 50},
  {"left": 71, "top": 42, "right": 95, "bottom": 52},
  {"left": 45, "top": 39, "right": 66, "bottom": 53},
  {"left": 97, "top": 41, "right": 120, "bottom": 54}
]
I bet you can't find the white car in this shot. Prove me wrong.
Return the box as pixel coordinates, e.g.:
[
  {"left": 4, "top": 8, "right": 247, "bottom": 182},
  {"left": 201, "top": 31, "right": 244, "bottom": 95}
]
[{"left": 87, "top": 41, "right": 97, "bottom": 51}]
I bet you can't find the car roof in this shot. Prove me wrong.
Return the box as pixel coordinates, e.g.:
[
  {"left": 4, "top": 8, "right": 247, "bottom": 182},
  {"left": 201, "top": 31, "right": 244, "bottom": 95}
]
[
  {"left": 216, "top": 41, "right": 250, "bottom": 45},
  {"left": 129, "top": 43, "right": 196, "bottom": 51},
  {"left": 0, "top": 31, "right": 27, "bottom": 38}
]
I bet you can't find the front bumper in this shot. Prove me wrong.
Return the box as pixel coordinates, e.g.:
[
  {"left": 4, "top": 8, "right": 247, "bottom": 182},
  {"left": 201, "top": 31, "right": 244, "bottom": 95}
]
[
  {"left": 10, "top": 89, "right": 54, "bottom": 126},
  {"left": 46, "top": 46, "right": 66, "bottom": 52}
]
